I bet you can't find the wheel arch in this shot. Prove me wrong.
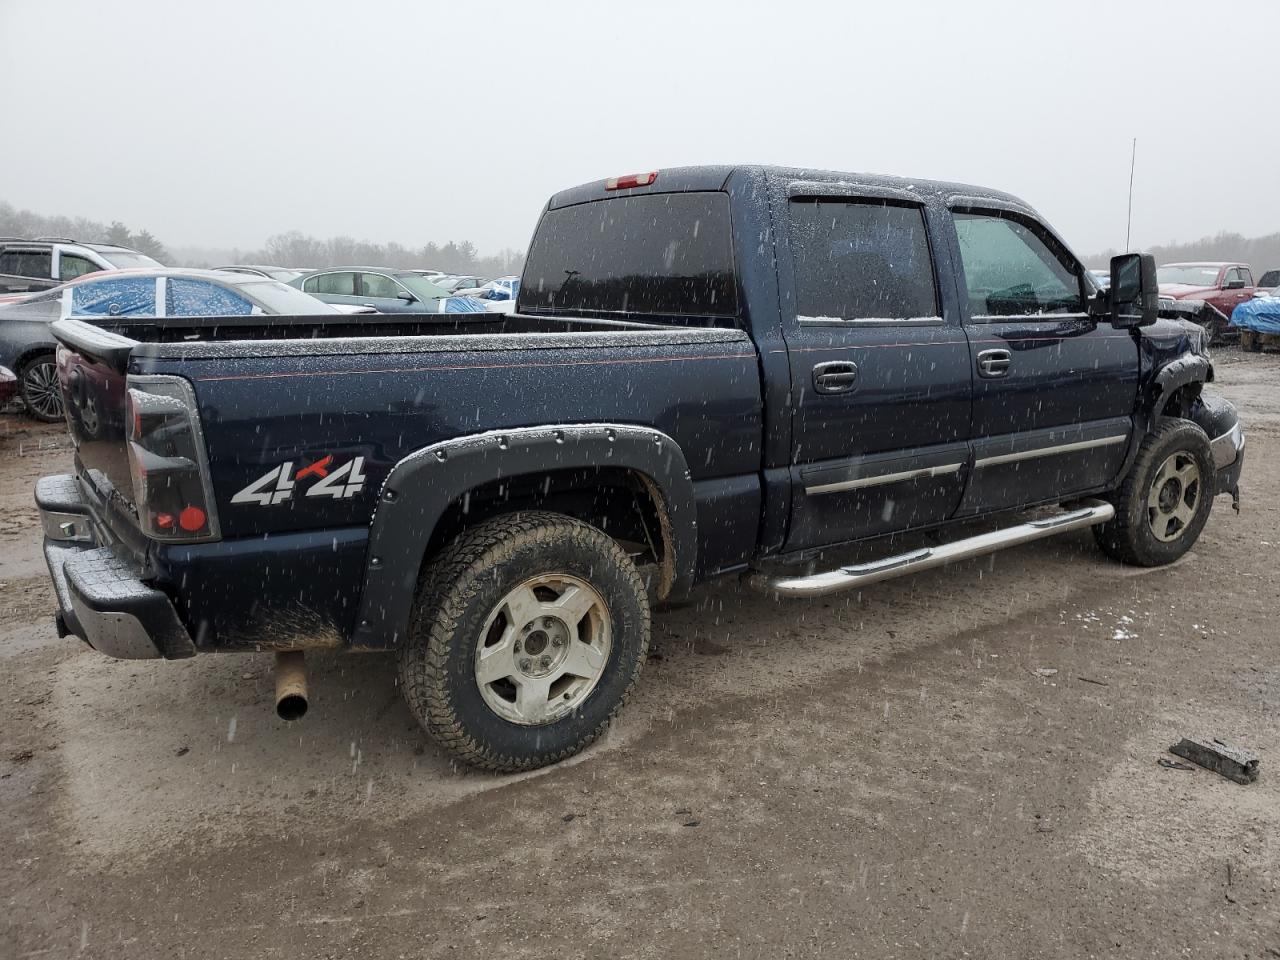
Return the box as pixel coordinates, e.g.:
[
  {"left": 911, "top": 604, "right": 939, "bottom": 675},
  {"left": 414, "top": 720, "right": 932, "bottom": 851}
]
[
  {"left": 12, "top": 343, "right": 58, "bottom": 375},
  {"left": 1147, "top": 354, "right": 1212, "bottom": 423},
  {"left": 351, "top": 424, "right": 697, "bottom": 649}
]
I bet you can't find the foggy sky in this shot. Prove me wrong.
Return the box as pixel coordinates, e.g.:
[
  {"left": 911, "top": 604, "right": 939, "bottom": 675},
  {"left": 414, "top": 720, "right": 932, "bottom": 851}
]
[{"left": 3, "top": 0, "right": 1276, "bottom": 259}]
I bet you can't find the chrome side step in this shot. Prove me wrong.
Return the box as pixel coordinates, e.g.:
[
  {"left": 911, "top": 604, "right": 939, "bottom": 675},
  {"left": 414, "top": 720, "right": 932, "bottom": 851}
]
[{"left": 749, "top": 499, "right": 1115, "bottom": 599}]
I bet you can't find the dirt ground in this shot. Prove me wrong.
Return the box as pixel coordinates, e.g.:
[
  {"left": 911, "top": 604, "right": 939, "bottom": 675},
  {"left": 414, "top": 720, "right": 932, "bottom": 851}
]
[{"left": 3, "top": 353, "right": 1279, "bottom": 959}]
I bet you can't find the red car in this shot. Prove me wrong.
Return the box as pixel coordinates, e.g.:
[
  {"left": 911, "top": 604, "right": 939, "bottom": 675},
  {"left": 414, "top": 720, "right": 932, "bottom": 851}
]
[
  {"left": 1157, "top": 261, "right": 1257, "bottom": 340},
  {"left": 0, "top": 365, "right": 17, "bottom": 408}
]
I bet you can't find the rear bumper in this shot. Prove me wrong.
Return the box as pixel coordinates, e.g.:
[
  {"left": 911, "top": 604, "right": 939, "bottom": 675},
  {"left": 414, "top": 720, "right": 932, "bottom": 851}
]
[{"left": 37, "top": 474, "right": 195, "bottom": 660}]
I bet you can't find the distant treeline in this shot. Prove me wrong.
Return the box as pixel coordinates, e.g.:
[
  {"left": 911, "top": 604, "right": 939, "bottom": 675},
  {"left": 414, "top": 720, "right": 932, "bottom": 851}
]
[
  {"left": 1087, "top": 232, "right": 1280, "bottom": 273},
  {"left": 230, "top": 231, "right": 525, "bottom": 277},
  {"left": 0, "top": 200, "right": 524, "bottom": 277},
  {"left": 0, "top": 200, "right": 169, "bottom": 261}
]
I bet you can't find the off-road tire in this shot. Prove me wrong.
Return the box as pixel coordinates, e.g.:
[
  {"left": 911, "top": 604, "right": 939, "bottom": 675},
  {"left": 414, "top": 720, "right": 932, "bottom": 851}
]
[
  {"left": 399, "top": 511, "right": 650, "bottom": 772},
  {"left": 1093, "top": 419, "right": 1215, "bottom": 566},
  {"left": 18, "top": 353, "right": 63, "bottom": 422}
]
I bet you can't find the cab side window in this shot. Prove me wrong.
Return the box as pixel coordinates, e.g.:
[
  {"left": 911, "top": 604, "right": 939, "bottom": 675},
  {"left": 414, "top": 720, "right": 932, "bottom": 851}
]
[
  {"left": 954, "top": 212, "right": 1083, "bottom": 318},
  {"left": 789, "top": 199, "right": 938, "bottom": 321}
]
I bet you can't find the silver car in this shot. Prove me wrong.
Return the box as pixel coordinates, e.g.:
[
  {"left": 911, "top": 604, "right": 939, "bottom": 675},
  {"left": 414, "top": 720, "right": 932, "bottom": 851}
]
[{"left": 0, "top": 268, "right": 337, "bottom": 421}]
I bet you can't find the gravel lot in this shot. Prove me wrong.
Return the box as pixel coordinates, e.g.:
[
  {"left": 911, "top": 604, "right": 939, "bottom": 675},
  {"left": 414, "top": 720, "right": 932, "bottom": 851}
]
[{"left": 3, "top": 354, "right": 1279, "bottom": 959}]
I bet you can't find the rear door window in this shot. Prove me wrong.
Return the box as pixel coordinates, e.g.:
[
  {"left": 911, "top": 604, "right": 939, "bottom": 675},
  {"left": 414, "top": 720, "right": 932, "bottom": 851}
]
[
  {"left": 520, "top": 192, "right": 738, "bottom": 320},
  {"left": 166, "top": 278, "right": 255, "bottom": 316},
  {"left": 788, "top": 199, "right": 938, "bottom": 321},
  {"left": 305, "top": 272, "right": 356, "bottom": 296},
  {"left": 0, "top": 248, "right": 53, "bottom": 280},
  {"left": 69, "top": 277, "right": 158, "bottom": 317},
  {"left": 953, "top": 212, "right": 1083, "bottom": 318}
]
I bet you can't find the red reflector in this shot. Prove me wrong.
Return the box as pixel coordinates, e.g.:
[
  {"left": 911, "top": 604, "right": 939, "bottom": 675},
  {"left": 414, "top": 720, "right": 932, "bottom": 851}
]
[
  {"left": 155, "top": 512, "right": 176, "bottom": 530},
  {"left": 178, "top": 506, "right": 207, "bottom": 532},
  {"left": 605, "top": 171, "right": 658, "bottom": 190}
]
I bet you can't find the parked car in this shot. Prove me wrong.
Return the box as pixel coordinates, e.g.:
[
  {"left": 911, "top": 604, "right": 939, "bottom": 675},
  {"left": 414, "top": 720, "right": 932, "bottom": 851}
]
[
  {"left": 0, "top": 268, "right": 340, "bottom": 421},
  {"left": 1088, "top": 268, "right": 1111, "bottom": 290},
  {"left": 432, "top": 274, "right": 488, "bottom": 293},
  {"left": 1255, "top": 269, "right": 1279, "bottom": 296},
  {"left": 456, "top": 277, "right": 520, "bottom": 300},
  {"left": 1157, "top": 262, "right": 1257, "bottom": 340},
  {"left": 0, "top": 365, "right": 16, "bottom": 408},
  {"left": 213, "top": 265, "right": 307, "bottom": 283},
  {"left": 291, "top": 268, "right": 487, "bottom": 313},
  {"left": 0, "top": 238, "right": 163, "bottom": 294},
  {"left": 36, "top": 165, "right": 1241, "bottom": 775}
]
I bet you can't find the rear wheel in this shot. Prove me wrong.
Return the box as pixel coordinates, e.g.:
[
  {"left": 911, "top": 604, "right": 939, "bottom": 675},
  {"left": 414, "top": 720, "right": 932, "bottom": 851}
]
[
  {"left": 1094, "top": 419, "right": 1215, "bottom": 566},
  {"left": 18, "top": 353, "right": 62, "bottom": 422},
  {"left": 399, "top": 511, "right": 650, "bottom": 772}
]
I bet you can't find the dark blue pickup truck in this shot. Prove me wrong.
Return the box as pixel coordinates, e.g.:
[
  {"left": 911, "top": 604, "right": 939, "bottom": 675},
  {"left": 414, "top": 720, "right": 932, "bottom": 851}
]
[{"left": 37, "top": 165, "right": 1244, "bottom": 771}]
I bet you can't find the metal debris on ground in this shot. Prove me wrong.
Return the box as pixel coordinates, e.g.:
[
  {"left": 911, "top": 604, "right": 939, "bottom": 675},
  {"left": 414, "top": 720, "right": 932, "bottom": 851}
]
[
  {"left": 1169, "top": 737, "right": 1259, "bottom": 784},
  {"left": 1157, "top": 757, "right": 1195, "bottom": 771}
]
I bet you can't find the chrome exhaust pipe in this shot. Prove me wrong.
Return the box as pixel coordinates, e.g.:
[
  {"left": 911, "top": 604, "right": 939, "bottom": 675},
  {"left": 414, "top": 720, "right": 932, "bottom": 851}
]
[{"left": 275, "top": 651, "right": 308, "bottom": 720}]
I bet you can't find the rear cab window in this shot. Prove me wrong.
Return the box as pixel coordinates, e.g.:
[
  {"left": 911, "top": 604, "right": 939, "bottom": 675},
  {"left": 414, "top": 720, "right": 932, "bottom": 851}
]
[
  {"left": 788, "top": 199, "right": 939, "bottom": 322},
  {"left": 519, "top": 191, "right": 738, "bottom": 322}
]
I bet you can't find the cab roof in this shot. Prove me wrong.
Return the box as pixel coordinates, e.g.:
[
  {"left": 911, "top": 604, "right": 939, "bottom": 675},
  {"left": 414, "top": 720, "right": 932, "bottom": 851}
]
[{"left": 546, "top": 164, "right": 1032, "bottom": 212}]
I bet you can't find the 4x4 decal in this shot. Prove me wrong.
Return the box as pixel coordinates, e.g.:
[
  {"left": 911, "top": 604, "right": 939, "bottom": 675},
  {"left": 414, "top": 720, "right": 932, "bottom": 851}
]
[{"left": 231, "top": 456, "right": 367, "bottom": 506}]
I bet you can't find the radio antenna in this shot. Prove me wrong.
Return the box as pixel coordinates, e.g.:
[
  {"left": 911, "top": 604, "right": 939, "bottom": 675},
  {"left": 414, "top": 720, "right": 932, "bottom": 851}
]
[{"left": 1125, "top": 137, "right": 1137, "bottom": 252}]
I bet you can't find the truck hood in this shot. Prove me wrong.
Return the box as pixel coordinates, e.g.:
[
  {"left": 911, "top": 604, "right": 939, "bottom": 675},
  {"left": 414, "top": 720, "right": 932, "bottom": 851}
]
[
  {"left": 1158, "top": 283, "right": 1215, "bottom": 299},
  {"left": 1139, "top": 315, "right": 1211, "bottom": 373}
]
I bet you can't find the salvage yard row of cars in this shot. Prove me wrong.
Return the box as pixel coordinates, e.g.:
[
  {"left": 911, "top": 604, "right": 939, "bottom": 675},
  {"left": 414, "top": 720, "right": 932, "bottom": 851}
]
[{"left": 0, "top": 236, "right": 520, "bottom": 420}]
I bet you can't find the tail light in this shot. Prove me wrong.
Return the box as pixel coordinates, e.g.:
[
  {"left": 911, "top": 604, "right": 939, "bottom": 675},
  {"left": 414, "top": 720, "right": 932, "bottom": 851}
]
[
  {"left": 605, "top": 171, "right": 658, "bottom": 190},
  {"left": 124, "top": 374, "right": 221, "bottom": 542}
]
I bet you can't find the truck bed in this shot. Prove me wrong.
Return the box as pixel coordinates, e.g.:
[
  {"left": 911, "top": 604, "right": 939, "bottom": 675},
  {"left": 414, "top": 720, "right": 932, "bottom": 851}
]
[{"left": 51, "top": 313, "right": 764, "bottom": 651}]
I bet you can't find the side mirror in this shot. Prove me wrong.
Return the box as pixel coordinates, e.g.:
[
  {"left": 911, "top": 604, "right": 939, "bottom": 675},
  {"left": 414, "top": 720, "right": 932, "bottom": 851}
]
[
  {"left": 1109, "top": 253, "right": 1158, "bottom": 328},
  {"left": 396, "top": 290, "right": 417, "bottom": 302},
  {"left": 1223, "top": 278, "right": 1245, "bottom": 290}
]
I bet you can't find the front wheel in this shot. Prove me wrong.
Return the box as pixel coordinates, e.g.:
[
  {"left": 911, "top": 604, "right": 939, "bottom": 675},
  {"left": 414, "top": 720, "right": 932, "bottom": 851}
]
[
  {"left": 1094, "top": 420, "right": 1216, "bottom": 566},
  {"left": 399, "top": 511, "right": 650, "bottom": 772},
  {"left": 18, "top": 353, "right": 63, "bottom": 422}
]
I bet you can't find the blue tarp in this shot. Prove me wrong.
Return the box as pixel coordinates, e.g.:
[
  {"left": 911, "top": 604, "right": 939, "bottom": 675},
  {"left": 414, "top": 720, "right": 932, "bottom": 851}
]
[
  {"left": 1231, "top": 296, "right": 1280, "bottom": 334},
  {"left": 440, "top": 295, "right": 488, "bottom": 313}
]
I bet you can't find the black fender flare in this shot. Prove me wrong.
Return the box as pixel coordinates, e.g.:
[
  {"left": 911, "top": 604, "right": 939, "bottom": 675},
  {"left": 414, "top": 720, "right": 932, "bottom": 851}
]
[
  {"left": 350, "top": 423, "right": 697, "bottom": 649},
  {"left": 1148, "top": 354, "right": 1213, "bottom": 422}
]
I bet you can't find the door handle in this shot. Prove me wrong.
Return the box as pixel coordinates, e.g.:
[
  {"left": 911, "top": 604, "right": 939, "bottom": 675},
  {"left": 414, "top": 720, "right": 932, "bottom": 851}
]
[
  {"left": 977, "top": 349, "right": 1012, "bottom": 378},
  {"left": 812, "top": 361, "right": 859, "bottom": 394}
]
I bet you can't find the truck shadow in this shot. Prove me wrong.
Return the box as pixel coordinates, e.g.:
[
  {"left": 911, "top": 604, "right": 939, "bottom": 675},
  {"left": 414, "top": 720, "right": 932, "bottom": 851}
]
[{"left": 46, "top": 529, "right": 1155, "bottom": 863}]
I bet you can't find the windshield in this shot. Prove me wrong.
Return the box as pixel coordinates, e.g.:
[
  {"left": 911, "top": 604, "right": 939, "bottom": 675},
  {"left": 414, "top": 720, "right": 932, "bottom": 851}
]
[
  {"left": 100, "top": 251, "right": 164, "bottom": 269},
  {"left": 239, "top": 279, "right": 340, "bottom": 314},
  {"left": 395, "top": 274, "right": 450, "bottom": 300},
  {"left": 1157, "top": 265, "right": 1221, "bottom": 286}
]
